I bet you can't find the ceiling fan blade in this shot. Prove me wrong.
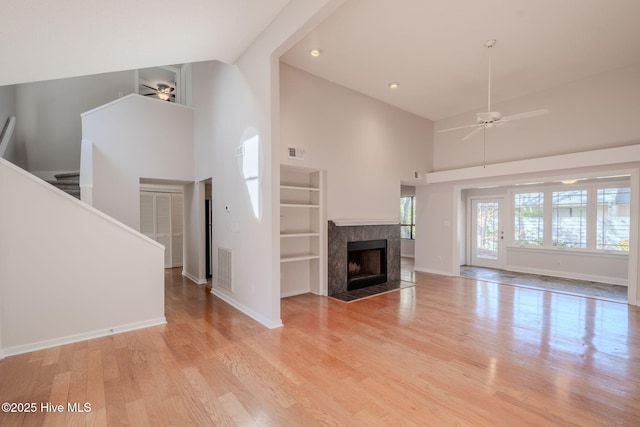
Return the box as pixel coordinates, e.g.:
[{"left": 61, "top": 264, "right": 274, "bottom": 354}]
[
  {"left": 143, "top": 93, "right": 157, "bottom": 96},
  {"left": 436, "top": 123, "right": 483, "bottom": 133},
  {"left": 140, "top": 84, "right": 158, "bottom": 92},
  {"left": 501, "top": 109, "right": 549, "bottom": 122},
  {"left": 461, "top": 126, "right": 485, "bottom": 141}
]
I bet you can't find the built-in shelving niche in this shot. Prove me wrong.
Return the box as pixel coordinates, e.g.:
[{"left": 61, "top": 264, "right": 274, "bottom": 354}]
[{"left": 280, "top": 165, "right": 326, "bottom": 298}]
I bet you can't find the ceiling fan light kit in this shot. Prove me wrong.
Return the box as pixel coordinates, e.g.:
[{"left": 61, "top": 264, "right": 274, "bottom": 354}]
[{"left": 437, "top": 38, "right": 549, "bottom": 140}]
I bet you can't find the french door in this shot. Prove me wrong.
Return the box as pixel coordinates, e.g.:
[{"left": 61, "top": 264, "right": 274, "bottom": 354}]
[{"left": 470, "top": 198, "right": 504, "bottom": 269}]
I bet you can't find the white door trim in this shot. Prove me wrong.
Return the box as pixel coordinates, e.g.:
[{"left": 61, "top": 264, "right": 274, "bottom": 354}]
[{"left": 468, "top": 196, "right": 504, "bottom": 269}]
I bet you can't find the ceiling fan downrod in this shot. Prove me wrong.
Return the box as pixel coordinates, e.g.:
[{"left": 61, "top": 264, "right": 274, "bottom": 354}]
[{"left": 486, "top": 39, "right": 496, "bottom": 114}]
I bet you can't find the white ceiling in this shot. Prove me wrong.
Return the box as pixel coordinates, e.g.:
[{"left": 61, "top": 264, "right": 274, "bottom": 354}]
[
  {"left": 281, "top": 0, "right": 640, "bottom": 121},
  {"left": 0, "top": 0, "right": 290, "bottom": 86}
]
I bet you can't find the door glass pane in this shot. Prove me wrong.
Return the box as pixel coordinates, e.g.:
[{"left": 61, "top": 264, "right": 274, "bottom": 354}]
[{"left": 476, "top": 201, "right": 499, "bottom": 260}]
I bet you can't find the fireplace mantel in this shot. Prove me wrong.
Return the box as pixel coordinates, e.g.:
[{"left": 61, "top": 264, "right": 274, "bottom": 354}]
[{"left": 332, "top": 219, "right": 399, "bottom": 227}]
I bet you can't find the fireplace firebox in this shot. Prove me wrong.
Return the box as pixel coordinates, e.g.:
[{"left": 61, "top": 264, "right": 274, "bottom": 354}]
[{"left": 347, "top": 239, "right": 387, "bottom": 290}]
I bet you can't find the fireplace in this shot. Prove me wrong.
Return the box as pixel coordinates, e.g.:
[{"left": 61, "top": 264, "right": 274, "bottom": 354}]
[
  {"left": 347, "top": 239, "right": 387, "bottom": 290},
  {"left": 327, "top": 221, "right": 400, "bottom": 295}
]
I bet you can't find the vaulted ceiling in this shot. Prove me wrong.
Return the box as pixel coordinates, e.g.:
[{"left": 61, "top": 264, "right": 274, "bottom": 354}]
[
  {"left": 281, "top": 0, "right": 640, "bottom": 121},
  {"left": 0, "top": 0, "right": 290, "bottom": 86},
  {"left": 2, "top": 0, "right": 639, "bottom": 124}
]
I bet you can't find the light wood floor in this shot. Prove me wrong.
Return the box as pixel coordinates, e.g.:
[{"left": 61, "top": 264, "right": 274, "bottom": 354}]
[{"left": 1, "top": 268, "right": 640, "bottom": 426}]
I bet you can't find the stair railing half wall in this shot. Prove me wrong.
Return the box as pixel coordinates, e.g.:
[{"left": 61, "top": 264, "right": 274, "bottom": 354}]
[{"left": 0, "top": 116, "right": 16, "bottom": 159}]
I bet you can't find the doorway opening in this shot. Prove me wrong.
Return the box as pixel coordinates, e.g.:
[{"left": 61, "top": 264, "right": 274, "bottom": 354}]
[{"left": 204, "top": 180, "right": 213, "bottom": 279}]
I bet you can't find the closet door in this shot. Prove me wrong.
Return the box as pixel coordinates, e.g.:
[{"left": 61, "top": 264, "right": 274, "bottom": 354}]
[{"left": 140, "top": 191, "right": 181, "bottom": 268}]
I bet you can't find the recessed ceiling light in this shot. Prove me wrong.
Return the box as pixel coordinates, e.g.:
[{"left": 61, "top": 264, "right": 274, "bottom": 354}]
[
  {"left": 309, "top": 49, "right": 321, "bottom": 57},
  {"left": 388, "top": 82, "right": 399, "bottom": 89}
]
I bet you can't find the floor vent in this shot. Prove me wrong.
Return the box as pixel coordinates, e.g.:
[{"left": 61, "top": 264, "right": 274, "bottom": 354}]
[{"left": 217, "top": 247, "right": 233, "bottom": 291}]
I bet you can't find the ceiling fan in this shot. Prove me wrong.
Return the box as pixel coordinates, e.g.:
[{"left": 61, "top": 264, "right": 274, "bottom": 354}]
[
  {"left": 140, "top": 82, "right": 175, "bottom": 101},
  {"left": 437, "top": 39, "right": 549, "bottom": 141}
]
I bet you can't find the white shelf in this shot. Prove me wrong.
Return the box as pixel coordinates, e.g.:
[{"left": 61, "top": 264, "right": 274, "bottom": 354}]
[
  {"left": 280, "top": 203, "right": 319, "bottom": 208},
  {"left": 280, "top": 166, "right": 325, "bottom": 297},
  {"left": 280, "top": 254, "right": 320, "bottom": 263},
  {"left": 281, "top": 185, "right": 319, "bottom": 192},
  {"left": 281, "top": 232, "right": 320, "bottom": 238}
]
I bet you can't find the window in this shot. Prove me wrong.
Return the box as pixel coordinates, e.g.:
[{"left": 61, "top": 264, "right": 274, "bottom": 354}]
[
  {"left": 513, "top": 192, "right": 544, "bottom": 245},
  {"left": 400, "top": 196, "right": 416, "bottom": 239},
  {"left": 511, "top": 183, "right": 630, "bottom": 253},
  {"left": 597, "top": 187, "right": 630, "bottom": 251},
  {"left": 552, "top": 190, "right": 587, "bottom": 248}
]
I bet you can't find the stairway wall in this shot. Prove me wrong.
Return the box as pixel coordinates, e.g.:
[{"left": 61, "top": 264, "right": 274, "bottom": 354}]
[
  {"left": 0, "top": 157, "right": 166, "bottom": 356},
  {"left": 15, "top": 70, "right": 135, "bottom": 174}
]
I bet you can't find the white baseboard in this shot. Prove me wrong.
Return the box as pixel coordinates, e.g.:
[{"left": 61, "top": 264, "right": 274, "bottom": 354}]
[
  {"left": 505, "top": 265, "right": 627, "bottom": 287},
  {"left": 413, "top": 266, "right": 454, "bottom": 277},
  {"left": 281, "top": 288, "right": 311, "bottom": 298},
  {"left": 2, "top": 317, "right": 167, "bottom": 358},
  {"left": 210, "top": 287, "right": 283, "bottom": 329},
  {"left": 182, "top": 270, "right": 207, "bottom": 285}
]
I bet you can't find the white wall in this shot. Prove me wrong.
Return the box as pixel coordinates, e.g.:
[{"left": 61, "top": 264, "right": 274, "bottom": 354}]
[
  {"left": 197, "top": 58, "right": 282, "bottom": 327},
  {"left": 183, "top": 61, "right": 216, "bottom": 286},
  {"left": 192, "top": 61, "right": 216, "bottom": 182},
  {"left": 415, "top": 182, "right": 457, "bottom": 276},
  {"left": 0, "top": 158, "right": 165, "bottom": 356},
  {"left": 81, "top": 94, "right": 194, "bottom": 230},
  {"left": 280, "top": 63, "right": 433, "bottom": 221},
  {"left": 183, "top": 181, "right": 206, "bottom": 284},
  {"left": 15, "top": 71, "right": 135, "bottom": 174},
  {"left": 186, "top": 1, "right": 344, "bottom": 329},
  {"left": 434, "top": 63, "right": 640, "bottom": 171}
]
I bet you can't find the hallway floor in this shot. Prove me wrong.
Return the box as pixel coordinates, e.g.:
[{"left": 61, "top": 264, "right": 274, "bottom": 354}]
[
  {"left": 402, "top": 258, "right": 627, "bottom": 303},
  {"left": 460, "top": 265, "right": 627, "bottom": 303}
]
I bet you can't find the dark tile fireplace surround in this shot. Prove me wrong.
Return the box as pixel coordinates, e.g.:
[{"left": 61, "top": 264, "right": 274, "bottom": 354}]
[{"left": 328, "top": 221, "right": 400, "bottom": 295}]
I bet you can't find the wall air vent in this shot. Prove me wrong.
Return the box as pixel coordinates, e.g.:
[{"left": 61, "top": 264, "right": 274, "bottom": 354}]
[
  {"left": 287, "top": 147, "right": 305, "bottom": 160},
  {"left": 217, "top": 247, "right": 233, "bottom": 291}
]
